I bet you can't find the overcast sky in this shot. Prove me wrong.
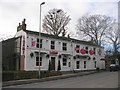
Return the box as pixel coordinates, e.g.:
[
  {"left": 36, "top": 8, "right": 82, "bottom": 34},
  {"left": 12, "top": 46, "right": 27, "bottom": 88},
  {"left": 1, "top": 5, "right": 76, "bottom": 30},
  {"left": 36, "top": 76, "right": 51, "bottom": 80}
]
[{"left": 0, "top": 0, "right": 119, "bottom": 40}]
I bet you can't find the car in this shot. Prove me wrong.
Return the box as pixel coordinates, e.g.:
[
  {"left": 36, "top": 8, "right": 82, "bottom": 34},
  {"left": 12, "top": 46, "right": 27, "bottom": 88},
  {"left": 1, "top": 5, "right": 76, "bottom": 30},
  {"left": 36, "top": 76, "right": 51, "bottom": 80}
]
[{"left": 109, "top": 64, "right": 120, "bottom": 72}]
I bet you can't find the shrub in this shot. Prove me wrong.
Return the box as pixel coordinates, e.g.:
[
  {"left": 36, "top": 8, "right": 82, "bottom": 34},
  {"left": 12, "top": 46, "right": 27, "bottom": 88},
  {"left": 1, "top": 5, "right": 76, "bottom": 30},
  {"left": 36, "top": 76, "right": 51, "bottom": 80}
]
[
  {"left": 2, "top": 71, "right": 46, "bottom": 82},
  {"left": 2, "top": 71, "right": 62, "bottom": 82},
  {"left": 96, "top": 67, "right": 100, "bottom": 72}
]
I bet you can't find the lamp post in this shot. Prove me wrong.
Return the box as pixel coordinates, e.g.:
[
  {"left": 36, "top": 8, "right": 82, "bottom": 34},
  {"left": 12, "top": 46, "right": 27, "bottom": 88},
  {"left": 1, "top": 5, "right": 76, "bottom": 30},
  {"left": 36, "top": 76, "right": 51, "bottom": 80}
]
[
  {"left": 38, "top": 2, "right": 45, "bottom": 79},
  {"left": 70, "top": 40, "right": 74, "bottom": 72}
]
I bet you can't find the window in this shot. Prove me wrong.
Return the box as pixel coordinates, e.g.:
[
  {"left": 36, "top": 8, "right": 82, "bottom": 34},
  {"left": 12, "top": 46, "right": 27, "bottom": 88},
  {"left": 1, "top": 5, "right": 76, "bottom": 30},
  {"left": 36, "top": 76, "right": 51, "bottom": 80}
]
[
  {"left": 76, "top": 61, "right": 80, "bottom": 69},
  {"left": 85, "top": 46, "right": 88, "bottom": 54},
  {"left": 94, "top": 61, "right": 96, "bottom": 68},
  {"left": 51, "top": 41, "right": 55, "bottom": 49},
  {"left": 36, "top": 57, "right": 42, "bottom": 66},
  {"left": 76, "top": 45, "right": 80, "bottom": 53},
  {"left": 63, "top": 57, "right": 67, "bottom": 66},
  {"left": 36, "top": 38, "right": 42, "bottom": 48},
  {"left": 62, "top": 42, "right": 67, "bottom": 51},
  {"left": 84, "top": 61, "right": 86, "bottom": 68},
  {"left": 68, "top": 62, "right": 71, "bottom": 67},
  {"left": 40, "top": 39, "right": 42, "bottom": 48},
  {"left": 93, "top": 48, "right": 96, "bottom": 55}
]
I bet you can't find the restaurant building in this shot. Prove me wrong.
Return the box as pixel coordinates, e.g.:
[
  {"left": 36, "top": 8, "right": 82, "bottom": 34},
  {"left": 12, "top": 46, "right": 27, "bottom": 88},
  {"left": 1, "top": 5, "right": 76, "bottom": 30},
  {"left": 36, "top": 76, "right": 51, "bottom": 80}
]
[
  {"left": 2, "top": 19, "right": 105, "bottom": 71},
  {"left": 13, "top": 19, "right": 105, "bottom": 71}
]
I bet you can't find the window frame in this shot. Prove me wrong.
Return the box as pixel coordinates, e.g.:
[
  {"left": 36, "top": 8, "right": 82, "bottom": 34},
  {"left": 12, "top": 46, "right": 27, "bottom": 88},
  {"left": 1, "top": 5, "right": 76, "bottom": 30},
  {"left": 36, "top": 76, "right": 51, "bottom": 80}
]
[
  {"left": 84, "top": 61, "right": 86, "bottom": 69},
  {"left": 94, "top": 61, "right": 97, "bottom": 68},
  {"left": 51, "top": 40, "right": 55, "bottom": 49},
  {"left": 62, "top": 57, "right": 67, "bottom": 66},
  {"left": 36, "top": 56, "right": 42, "bottom": 66},
  {"left": 76, "top": 45, "right": 80, "bottom": 53},
  {"left": 85, "top": 46, "right": 88, "bottom": 54},
  {"left": 36, "top": 38, "right": 42, "bottom": 48},
  {"left": 62, "top": 42, "right": 67, "bottom": 51},
  {"left": 93, "top": 48, "right": 96, "bottom": 55},
  {"left": 76, "top": 61, "right": 80, "bottom": 69}
]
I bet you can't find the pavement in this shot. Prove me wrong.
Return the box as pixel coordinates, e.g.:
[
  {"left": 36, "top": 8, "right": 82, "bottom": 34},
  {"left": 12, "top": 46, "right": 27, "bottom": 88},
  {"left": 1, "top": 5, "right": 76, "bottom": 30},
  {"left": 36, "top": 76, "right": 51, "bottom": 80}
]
[{"left": 2, "top": 70, "right": 107, "bottom": 87}]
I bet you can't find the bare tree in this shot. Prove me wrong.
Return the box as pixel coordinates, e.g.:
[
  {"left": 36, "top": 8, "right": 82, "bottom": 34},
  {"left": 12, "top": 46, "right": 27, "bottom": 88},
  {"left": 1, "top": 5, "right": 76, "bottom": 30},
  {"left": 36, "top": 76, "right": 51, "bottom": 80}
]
[
  {"left": 76, "top": 14, "right": 115, "bottom": 46},
  {"left": 42, "top": 9, "right": 71, "bottom": 36},
  {"left": 105, "top": 22, "right": 120, "bottom": 54}
]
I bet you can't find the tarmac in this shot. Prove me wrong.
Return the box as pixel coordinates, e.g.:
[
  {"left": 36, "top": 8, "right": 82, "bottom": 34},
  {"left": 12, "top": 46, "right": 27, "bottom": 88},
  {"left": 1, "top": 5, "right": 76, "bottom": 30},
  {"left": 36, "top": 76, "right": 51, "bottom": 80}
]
[{"left": 2, "top": 70, "right": 107, "bottom": 87}]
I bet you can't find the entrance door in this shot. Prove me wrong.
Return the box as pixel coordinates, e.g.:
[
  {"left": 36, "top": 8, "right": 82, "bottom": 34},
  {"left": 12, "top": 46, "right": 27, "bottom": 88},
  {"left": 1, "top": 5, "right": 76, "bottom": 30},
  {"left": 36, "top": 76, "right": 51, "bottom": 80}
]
[{"left": 51, "top": 57, "right": 55, "bottom": 70}]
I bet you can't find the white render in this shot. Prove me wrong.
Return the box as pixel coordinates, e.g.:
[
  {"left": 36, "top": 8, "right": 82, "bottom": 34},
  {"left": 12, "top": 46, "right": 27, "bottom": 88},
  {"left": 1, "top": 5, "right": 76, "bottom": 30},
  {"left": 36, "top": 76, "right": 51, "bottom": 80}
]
[{"left": 15, "top": 29, "right": 105, "bottom": 71}]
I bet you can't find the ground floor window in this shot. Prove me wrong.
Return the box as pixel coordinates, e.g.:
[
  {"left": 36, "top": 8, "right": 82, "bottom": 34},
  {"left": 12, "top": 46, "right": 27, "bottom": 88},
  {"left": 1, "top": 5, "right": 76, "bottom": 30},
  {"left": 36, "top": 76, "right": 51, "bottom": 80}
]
[
  {"left": 63, "top": 57, "right": 67, "bottom": 66},
  {"left": 36, "top": 57, "right": 42, "bottom": 66},
  {"left": 76, "top": 61, "right": 80, "bottom": 69},
  {"left": 94, "top": 61, "right": 96, "bottom": 68},
  {"left": 84, "top": 61, "right": 86, "bottom": 68},
  {"left": 68, "top": 62, "right": 71, "bottom": 67}
]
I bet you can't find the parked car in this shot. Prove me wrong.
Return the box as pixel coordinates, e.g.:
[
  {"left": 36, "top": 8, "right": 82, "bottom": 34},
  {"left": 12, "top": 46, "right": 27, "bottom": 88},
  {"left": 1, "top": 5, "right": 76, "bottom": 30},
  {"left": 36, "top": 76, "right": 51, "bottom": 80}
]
[{"left": 109, "top": 64, "right": 120, "bottom": 71}]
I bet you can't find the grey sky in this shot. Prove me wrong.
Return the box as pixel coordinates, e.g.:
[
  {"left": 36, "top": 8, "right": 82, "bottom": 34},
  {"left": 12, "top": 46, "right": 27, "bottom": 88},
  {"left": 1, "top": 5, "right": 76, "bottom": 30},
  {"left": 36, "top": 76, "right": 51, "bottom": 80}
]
[{"left": 0, "top": 0, "right": 119, "bottom": 39}]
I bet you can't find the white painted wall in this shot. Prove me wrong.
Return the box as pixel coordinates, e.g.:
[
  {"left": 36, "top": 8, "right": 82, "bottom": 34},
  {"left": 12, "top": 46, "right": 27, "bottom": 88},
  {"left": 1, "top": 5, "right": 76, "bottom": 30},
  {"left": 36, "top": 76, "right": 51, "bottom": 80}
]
[{"left": 15, "top": 30, "right": 105, "bottom": 71}]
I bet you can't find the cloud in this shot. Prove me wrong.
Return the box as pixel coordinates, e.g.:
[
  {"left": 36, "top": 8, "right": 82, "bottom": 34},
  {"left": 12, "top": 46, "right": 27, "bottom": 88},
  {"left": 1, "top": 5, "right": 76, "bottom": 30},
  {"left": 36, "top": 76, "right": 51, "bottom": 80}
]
[
  {"left": 0, "top": 0, "right": 119, "bottom": 37},
  {"left": 89, "top": 2, "right": 118, "bottom": 19}
]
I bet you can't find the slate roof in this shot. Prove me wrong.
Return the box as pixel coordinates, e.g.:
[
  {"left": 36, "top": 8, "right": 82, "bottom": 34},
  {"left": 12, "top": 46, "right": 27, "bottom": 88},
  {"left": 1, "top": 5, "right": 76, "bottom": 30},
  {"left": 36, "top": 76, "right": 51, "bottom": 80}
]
[{"left": 24, "top": 30, "right": 100, "bottom": 47}]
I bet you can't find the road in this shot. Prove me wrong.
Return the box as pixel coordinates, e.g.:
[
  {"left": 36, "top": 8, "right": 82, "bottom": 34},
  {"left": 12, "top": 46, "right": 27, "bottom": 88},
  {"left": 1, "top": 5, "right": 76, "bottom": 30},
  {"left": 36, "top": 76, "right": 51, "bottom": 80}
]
[{"left": 4, "top": 71, "right": 118, "bottom": 88}]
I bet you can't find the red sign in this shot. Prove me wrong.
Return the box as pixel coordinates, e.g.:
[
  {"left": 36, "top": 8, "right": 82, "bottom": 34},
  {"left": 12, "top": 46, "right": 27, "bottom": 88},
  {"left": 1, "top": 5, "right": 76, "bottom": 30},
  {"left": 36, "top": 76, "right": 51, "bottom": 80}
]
[
  {"left": 75, "top": 48, "right": 80, "bottom": 51},
  {"left": 89, "top": 50, "right": 94, "bottom": 55},
  {"left": 80, "top": 49, "right": 86, "bottom": 54},
  {"left": 32, "top": 41, "right": 36, "bottom": 46},
  {"left": 50, "top": 51, "right": 58, "bottom": 54},
  {"left": 22, "top": 36, "right": 25, "bottom": 55}
]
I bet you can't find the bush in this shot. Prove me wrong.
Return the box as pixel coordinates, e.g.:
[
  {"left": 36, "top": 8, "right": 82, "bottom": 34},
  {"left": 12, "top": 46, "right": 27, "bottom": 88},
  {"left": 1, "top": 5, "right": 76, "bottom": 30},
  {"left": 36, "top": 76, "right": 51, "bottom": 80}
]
[
  {"left": 96, "top": 67, "right": 100, "bottom": 72},
  {"left": 2, "top": 71, "right": 15, "bottom": 81},
  {"left": 2, "top": 71, "right": 62, "bottom": 82},
  {"left": 2, "top": 71, "right": 46, "bottom": 82}
]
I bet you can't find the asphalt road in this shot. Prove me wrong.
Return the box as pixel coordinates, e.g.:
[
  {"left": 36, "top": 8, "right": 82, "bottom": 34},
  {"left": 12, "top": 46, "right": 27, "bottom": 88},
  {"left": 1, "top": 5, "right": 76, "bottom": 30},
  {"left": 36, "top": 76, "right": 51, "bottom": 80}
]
[{"left": 4, "top": 71, "right": 118, "bottom": 88}]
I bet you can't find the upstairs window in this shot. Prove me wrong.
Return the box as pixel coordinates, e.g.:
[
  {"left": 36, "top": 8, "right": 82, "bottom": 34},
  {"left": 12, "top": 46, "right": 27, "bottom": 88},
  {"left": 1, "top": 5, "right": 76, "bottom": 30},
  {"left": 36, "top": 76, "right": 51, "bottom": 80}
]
[
  {"left": 93, "top": 48, "right": 96, "bottom": 55},
  {"left": 36, "top": 38, "right": 42, "bottom": 48},
  {"left": 62, "top": 42, "right": 67, "bottom": 51},
  {"left": 51, "top": 41, "right": 55, "bottom": 49},
  {"left": 76, "top": 45, "right": 80, "bottom": 53},
  {"left": 85, "top": 46, "right": 88, "bottom": 54}
]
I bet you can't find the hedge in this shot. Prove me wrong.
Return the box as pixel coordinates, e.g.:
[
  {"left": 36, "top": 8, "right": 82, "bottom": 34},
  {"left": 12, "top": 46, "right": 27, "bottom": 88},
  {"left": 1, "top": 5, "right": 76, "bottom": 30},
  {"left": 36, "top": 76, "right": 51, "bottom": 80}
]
[{"left": 2, "top": 71, "right": 62, "bottom": 82}]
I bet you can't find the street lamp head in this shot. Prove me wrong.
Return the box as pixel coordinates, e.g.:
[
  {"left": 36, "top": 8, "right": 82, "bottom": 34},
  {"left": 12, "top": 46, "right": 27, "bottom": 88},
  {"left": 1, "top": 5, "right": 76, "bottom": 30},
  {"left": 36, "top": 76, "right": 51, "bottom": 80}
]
[{"left": 40, "top": 2, "right": 45, "bottom": 5}]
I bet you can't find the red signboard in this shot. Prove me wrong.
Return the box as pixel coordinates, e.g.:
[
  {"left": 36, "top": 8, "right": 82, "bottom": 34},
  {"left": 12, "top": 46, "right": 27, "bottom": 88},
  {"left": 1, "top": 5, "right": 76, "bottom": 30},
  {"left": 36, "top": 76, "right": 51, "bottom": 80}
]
[
  {"left": 32, "top": 41, "right": 36, "bottom": 46},
  {"left": 50, "top": 51, "right": 58, "bottom": 54},
  {"left": 89, "top": 50, "right": 94, "bottom": 55},
  {"left": 75, "top": 48, "right": 80, "bottom": 51},
  {"left": 22, "top": 36, "right": 25, "bottom": 55},
  {"left": 80, "top": 49, "right": 86, "bottom": 54}
]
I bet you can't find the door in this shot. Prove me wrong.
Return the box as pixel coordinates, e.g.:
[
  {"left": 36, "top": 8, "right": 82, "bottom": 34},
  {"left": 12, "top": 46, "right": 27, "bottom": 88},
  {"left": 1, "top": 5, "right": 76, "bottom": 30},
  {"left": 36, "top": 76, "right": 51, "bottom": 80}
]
[{"left": 51, "top": 57, "right": 55, "bottom": 70}]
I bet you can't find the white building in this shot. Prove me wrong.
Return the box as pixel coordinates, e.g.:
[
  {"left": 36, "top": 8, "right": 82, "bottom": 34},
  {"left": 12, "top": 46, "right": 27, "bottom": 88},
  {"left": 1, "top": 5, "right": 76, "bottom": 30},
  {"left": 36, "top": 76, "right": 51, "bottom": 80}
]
[{"left": 14, "top": 28, "right": 105, "bottom": 71}]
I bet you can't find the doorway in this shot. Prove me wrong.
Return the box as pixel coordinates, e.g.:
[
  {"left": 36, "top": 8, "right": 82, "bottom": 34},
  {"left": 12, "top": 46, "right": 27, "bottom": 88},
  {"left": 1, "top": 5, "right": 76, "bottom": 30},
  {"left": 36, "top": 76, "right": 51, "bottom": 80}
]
[{"left": 51, "top": 57, "right": 55, "bottom": 70}]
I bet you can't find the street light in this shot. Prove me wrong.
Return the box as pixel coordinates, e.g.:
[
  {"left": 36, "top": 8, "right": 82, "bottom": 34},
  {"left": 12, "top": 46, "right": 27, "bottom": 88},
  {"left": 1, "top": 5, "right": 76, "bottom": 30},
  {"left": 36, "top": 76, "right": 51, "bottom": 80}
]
[{"left": 38, "top": 2, "right": 45, "bottom": 79}]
